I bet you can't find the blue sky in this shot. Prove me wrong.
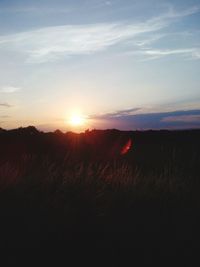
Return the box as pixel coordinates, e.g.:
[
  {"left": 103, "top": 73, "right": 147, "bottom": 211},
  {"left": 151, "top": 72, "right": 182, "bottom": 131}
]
[{"left": 0, "top": 0, "right": 200, "bottom": 131}]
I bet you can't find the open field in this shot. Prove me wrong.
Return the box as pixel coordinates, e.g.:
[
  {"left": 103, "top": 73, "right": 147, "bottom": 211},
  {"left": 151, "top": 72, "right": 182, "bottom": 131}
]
[{"left": 0, "top": 127, "right": 200, "bottom": 264}]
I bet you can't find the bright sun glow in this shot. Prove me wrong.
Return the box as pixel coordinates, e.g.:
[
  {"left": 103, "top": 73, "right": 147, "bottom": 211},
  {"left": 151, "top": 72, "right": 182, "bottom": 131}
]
[{"left": 69, "top": 114, "right": 86, "bottom": 126}]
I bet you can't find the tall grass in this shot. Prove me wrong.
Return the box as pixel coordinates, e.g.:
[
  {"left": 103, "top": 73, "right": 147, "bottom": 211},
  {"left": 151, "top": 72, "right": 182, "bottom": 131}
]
[{"left": 0, "top": 131, "right": 200, "bottom": 250}]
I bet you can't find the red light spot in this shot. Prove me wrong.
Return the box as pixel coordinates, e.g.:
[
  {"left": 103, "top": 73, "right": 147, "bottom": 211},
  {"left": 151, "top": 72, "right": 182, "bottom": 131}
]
[{"left": 121, "top": 139, "right": 132, "bottom": 155}]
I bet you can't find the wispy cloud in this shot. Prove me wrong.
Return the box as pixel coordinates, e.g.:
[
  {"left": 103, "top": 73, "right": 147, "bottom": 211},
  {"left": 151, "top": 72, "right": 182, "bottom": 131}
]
[
  {"left": 91, "top": 109, "right": 200, "bottom": 130},
  {"left": 139, "top": 48, "right": 200, "bottom": 60},
  {"left": 0, "top": 86, "right": 21, "bottom": 93},
  {"left": 0, "top": 5, "right": 199, "bottom": 63},
  {"left": 192, "top": 49, "right": 200, "bottom": 59},
  {"left": 145, "top": 48, "right": 194, "bottom": 56},
  {"left": 91, "top": 108, "right": 141, "bottom": 119},
  {"left": 153, "top": 5, "right": 200, "bottom": 21},
  {"left": 162, "top": 114, "right": 200, "bottom": 123},
  {"left": 0, "top": 103, "right": 12, "bottom": 108},
  {"left": 133, "top": 33, "right": 166, "bottom": 47},
  {"left": 0, "top": 23, "right": 164, "bottom": 63}
]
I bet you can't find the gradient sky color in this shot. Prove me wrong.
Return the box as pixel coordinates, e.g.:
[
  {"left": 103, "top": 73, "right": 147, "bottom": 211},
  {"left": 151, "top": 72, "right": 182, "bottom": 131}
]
[{"left": 0, "top": 0, "right": 200, "bottom": 131}]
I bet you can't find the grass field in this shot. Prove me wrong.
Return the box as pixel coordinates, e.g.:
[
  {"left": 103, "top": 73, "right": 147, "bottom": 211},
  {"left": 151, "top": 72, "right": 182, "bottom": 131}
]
[{"left": 0, "top": 127, "right": 200, "bottom": 264}]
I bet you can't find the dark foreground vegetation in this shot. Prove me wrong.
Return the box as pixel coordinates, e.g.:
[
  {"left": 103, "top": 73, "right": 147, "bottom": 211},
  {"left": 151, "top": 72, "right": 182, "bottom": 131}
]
[{"left": 0, "top": 126, "right": 200, "bottom": 265}]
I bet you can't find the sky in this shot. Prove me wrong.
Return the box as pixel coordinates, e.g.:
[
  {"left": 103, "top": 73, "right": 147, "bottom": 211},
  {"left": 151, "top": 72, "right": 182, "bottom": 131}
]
[{"left": 0, "top": 0, "right": 200, "bottom": 131}]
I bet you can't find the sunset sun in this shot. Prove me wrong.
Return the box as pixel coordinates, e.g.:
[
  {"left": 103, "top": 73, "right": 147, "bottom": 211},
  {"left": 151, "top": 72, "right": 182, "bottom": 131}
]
[{"left": 69, "top": 114, "right": 86, "bottom": 127}]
